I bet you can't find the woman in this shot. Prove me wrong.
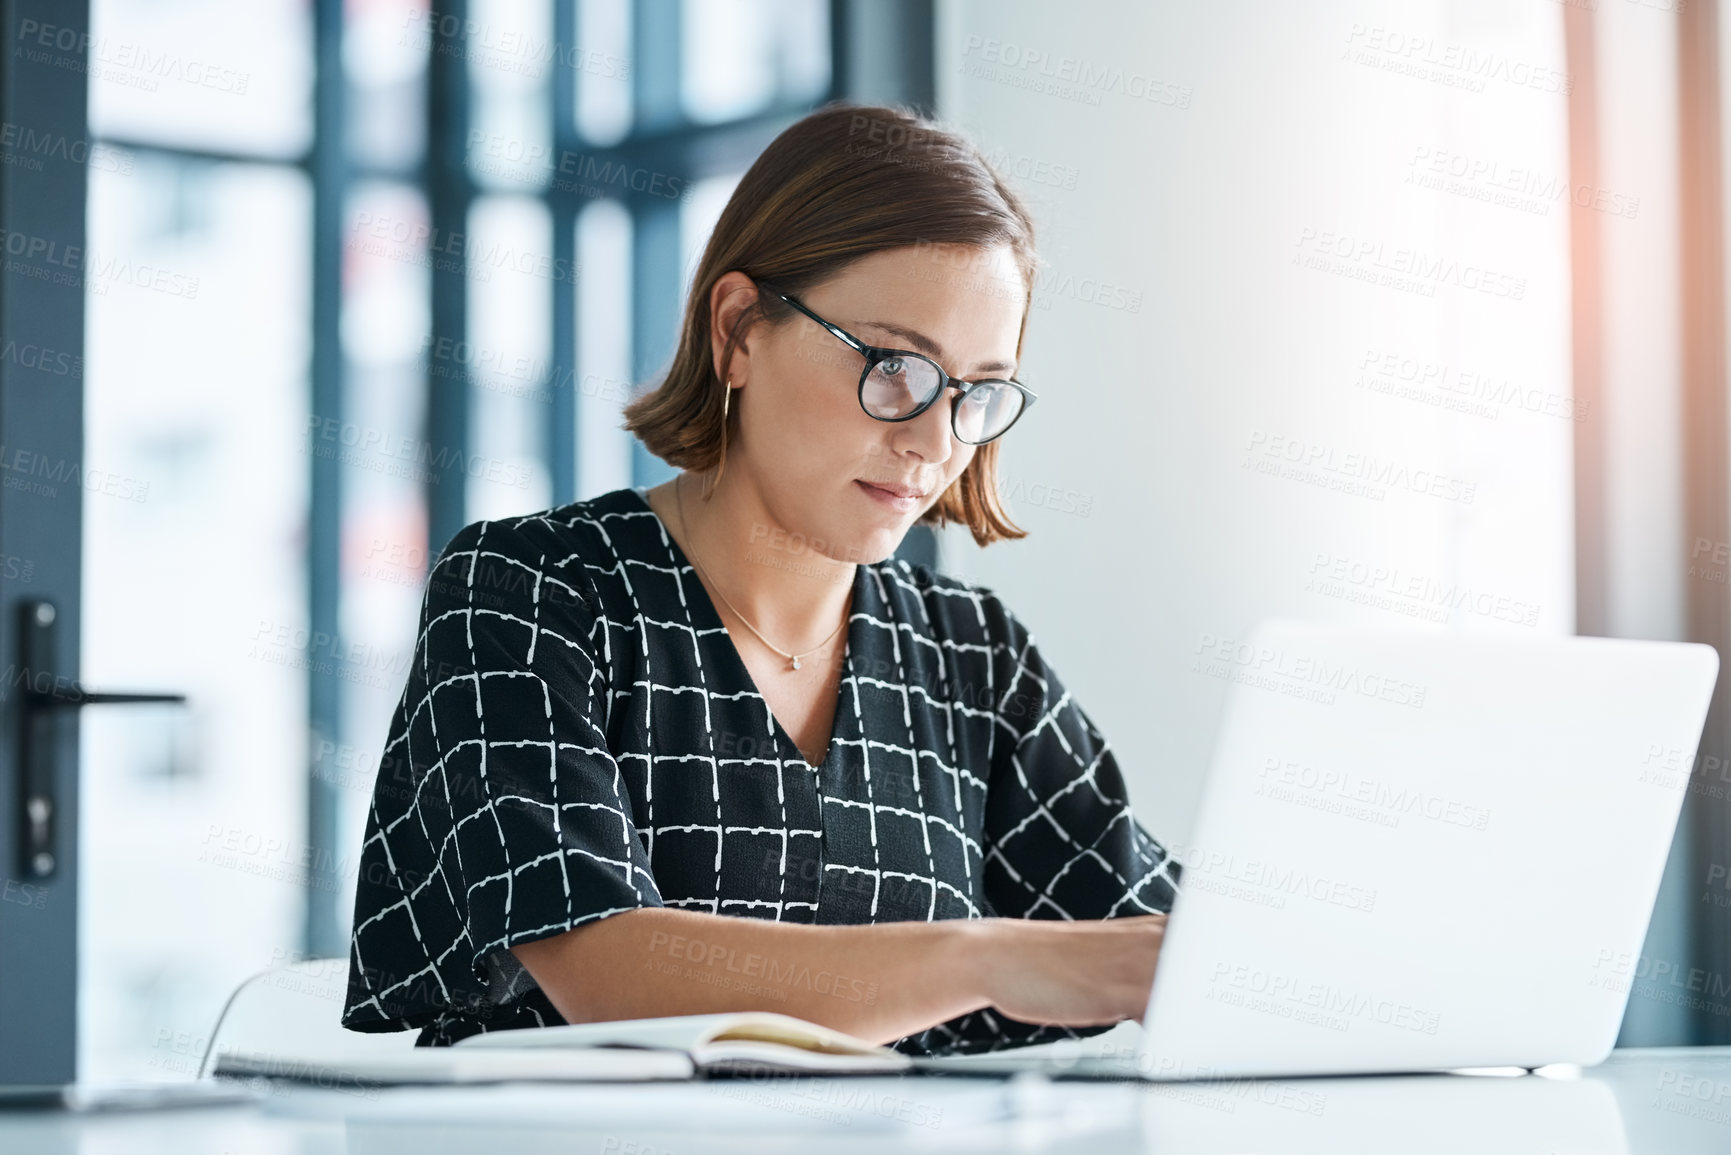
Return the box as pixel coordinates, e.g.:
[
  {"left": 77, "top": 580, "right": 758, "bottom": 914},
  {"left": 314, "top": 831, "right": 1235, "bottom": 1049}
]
[{"left": 342, "top": 102, "right": 1182, "bottom": 1055}]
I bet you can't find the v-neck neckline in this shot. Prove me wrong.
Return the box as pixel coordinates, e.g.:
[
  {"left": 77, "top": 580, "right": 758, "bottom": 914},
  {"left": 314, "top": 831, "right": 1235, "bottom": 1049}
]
[{"left": 631, "top": 486, "right": 865, "bottom": 773}]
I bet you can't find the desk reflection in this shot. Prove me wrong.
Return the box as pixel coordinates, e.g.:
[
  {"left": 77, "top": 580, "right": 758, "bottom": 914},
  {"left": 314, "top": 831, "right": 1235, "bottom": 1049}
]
[{"left": 1139, "top": 1069, "right": 1628, "bottom": 1154}]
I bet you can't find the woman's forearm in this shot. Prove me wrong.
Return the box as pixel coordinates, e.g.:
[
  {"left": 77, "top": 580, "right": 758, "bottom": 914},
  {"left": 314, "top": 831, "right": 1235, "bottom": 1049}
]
[
  {"left": 509, "top": 906, "right": 996, "bottom": 1045},
  {"left": 510, "top": 907, "right": 1168, "bottom": 1046}
]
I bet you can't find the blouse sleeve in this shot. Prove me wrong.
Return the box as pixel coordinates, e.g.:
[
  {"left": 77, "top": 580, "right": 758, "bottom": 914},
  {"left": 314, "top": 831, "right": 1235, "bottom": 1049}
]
[
  {"left": 342, "top": 517, "right": 662, "bottom": 1035},
  {"left": 891, "top": 599, "right": 1183, "bottom": 1057}
]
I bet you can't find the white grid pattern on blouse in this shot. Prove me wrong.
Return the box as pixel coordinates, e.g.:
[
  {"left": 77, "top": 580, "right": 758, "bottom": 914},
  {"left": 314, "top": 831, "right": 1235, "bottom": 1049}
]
[{"left": 343, "top": 487, "right": 1182, "bottom": 1054}]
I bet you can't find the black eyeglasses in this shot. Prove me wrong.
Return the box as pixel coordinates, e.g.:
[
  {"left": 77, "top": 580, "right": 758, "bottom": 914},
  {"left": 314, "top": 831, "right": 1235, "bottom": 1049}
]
[{"left": 752, "top": 278, "right": 1037, "bottom": 445}]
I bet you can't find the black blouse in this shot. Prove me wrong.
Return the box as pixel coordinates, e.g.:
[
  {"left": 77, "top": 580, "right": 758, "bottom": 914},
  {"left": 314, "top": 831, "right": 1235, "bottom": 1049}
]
[{"left": 341, "top": 486, "right": 1182, "bottom": 1053}]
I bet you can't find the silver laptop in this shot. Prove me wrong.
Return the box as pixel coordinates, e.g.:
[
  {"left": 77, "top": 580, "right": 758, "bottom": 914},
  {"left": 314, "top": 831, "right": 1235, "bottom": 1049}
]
[{"left": 917, "top": 618, "right": 1718, "bottom": 1081}]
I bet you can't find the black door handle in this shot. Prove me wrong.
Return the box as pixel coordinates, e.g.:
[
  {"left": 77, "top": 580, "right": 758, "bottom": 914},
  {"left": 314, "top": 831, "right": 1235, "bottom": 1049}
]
[{"left": 16, "top": 600, "right": 187, "bottom": 879}]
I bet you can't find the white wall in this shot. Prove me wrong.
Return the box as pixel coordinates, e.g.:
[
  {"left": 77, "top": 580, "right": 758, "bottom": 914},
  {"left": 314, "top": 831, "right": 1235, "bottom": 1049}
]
[{"left": 935, "top": 0, "right": 1578, "bottom": 849}]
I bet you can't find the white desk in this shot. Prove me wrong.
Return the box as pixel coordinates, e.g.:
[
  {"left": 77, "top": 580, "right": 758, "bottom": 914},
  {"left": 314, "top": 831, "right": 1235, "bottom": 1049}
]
[{"left": 3, "top": 1046, "right": 1730, "bottom": 1153}]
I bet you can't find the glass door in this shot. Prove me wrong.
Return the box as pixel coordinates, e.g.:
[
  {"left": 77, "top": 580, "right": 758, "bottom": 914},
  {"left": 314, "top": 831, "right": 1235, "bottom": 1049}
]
[
  {"left": 33, "top": 0, "right": 914, "bottom": 1087},
  {"left": 76, "top": 0, "right": 317, "bottom": 1084}
]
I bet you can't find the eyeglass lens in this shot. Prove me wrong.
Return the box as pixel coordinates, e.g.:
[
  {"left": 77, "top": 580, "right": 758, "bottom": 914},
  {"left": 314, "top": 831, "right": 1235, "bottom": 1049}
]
[{"left": 861, "top": 355, "right": 1025, "bottom": 443}]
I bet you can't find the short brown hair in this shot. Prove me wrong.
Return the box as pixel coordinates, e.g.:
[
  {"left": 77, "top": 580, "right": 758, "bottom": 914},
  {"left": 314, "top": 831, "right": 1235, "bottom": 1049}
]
[{"left": 621, "top": 100, "right": 1039, "bottom": 547}]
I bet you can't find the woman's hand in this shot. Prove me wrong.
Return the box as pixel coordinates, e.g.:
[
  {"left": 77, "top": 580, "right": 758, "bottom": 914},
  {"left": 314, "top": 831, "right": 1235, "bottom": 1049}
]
[{"left": 971, "top": 914, "right": 1168, "bottom": 1028}]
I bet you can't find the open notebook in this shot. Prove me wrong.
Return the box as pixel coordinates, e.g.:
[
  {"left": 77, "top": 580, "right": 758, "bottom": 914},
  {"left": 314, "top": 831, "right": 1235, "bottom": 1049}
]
[
  {"left": 454, "top": 1012, "right": 913, "bottom": 1075},
  {"left": 211, "top": 1044, "right": 697, "bottom": 1087},
  {"left": 212, "top": 1013, "right": 908, "bottom": 1088}
]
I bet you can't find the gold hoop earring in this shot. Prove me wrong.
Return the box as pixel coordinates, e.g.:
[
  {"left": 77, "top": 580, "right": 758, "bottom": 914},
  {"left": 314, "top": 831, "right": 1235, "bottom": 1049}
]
[{"left": 706, "top": 377, "right": 733, "bottom": 500}]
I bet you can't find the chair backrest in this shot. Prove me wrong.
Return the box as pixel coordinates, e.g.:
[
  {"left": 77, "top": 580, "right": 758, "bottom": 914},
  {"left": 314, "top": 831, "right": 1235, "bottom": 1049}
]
[{"left": 198, "top": 957, "right": 418, "bottom": 1078}]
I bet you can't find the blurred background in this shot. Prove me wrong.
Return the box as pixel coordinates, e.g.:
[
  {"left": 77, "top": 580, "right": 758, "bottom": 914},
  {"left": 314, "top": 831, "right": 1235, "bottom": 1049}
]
[{"left": 1, "top": 0, "right": 1728, "bottom": 1086}]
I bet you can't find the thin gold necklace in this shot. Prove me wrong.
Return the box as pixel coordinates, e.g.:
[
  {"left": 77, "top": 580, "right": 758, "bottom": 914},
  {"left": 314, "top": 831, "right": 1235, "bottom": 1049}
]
[{"left": 674, "top": 473, "right": 848, "bottom": 671}]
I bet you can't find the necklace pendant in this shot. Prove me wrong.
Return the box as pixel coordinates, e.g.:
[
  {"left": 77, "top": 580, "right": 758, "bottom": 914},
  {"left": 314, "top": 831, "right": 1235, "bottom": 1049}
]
[{"left": 790, "top": 655, "right": 801, "bottom": 670}]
